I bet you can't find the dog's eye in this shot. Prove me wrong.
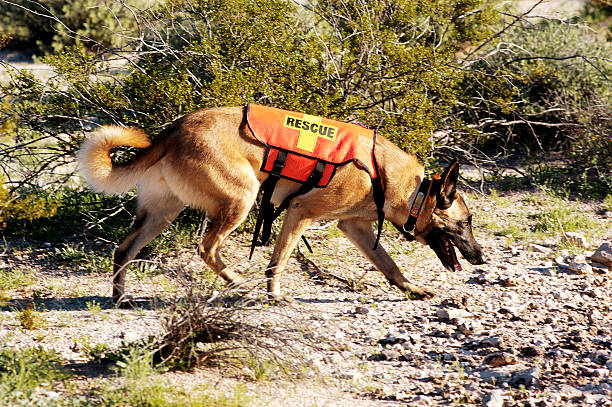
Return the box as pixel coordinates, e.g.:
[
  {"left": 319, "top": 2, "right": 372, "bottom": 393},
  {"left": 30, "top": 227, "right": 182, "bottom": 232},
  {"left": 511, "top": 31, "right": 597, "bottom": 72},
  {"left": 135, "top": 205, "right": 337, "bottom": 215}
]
[{"left": 462, "top": 221, "right": 469, "bottom": 227}]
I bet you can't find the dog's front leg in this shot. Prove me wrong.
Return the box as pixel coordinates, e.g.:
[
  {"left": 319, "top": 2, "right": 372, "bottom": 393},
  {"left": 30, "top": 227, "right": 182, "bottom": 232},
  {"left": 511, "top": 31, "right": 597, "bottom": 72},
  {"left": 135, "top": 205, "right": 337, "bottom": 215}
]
[
  {"left": 266, "top": 207, "right": 313, "bottom": 302},
  {"left": 337, "top": 219, "right": 434, "bottom": 299}
]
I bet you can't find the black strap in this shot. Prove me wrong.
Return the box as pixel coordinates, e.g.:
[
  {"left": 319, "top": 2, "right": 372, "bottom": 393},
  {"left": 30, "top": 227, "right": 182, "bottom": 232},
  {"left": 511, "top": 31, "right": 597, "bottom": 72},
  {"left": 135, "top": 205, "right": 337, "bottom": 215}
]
[
  {"left": 266, "top": 160, "right": 326, "bottom": 254},
  {"left": 273, "top": 160, "right": 326, "bottom": 219},
  {"left": 403, "top": 178, "right": 430, "bottom": 232},
  {"left": 372, "top": 176, "right": 385, "bottom": 250},
  {"left": 393, "top": 178, "right": 430, "bottom": 242},
  {"left": 392, "top": 222, "right": 416, "bottom": 241},
  {"left": 249, "top": 150, "right": 287, "bottom": 259}
]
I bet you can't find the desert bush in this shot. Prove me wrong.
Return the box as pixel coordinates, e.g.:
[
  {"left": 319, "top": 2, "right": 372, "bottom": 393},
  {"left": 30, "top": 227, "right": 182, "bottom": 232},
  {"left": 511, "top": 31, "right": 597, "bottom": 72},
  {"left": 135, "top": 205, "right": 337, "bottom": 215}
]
[
  {"left": 0, "top": 0, "right": 155, "bottom": 55},
  {"left": 452, "top": 17, "right": 611, "bottom": 197},
  {"left": 154, "top": 284, "right": 310, "bottom": 375},
  {"left": 584, "top": 0, "right": 612, "bottom": 39},
  {"left": 0, "top": 180, "right": 58, "bottom": 225}
]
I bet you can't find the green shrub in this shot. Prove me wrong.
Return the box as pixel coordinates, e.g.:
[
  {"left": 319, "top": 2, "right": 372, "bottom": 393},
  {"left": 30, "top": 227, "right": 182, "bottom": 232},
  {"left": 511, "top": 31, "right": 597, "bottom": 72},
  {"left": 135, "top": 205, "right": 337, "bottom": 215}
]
[
  {"left": 0, "top": 346, "right": 70, "bottom": 403},
  {"left": 0, "top": 269, "right": 35, "bottom": 291},
  {"left": 457, "top": 18, "right": 611, "bottom": 198},
  {"left": 0, "top": 181, "right": 58, "bottom": 226},
  {"left": 0, "top": 0, "right": 154, "bottom": 54},
  {"left": 0, "top": 189, "right": 133, "bottom": 242}
]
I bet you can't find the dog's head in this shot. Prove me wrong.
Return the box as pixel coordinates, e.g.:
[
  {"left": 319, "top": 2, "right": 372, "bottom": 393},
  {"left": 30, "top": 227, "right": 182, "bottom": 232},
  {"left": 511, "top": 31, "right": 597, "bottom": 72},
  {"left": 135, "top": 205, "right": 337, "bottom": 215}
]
[{"left": 413, "top": 160, "right": 485, "bottom": 271}]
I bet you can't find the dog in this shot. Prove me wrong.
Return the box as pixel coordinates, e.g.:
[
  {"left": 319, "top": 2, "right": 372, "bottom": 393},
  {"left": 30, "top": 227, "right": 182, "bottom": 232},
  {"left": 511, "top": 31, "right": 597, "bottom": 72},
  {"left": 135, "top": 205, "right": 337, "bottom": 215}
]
[{"left": 77, "top": 106, "right": 485, "bottom": 305}]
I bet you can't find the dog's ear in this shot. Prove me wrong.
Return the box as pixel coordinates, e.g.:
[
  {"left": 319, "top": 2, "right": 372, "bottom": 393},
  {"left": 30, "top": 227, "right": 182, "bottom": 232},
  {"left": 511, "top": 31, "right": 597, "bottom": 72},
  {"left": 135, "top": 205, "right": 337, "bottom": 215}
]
[{"left": 437, "top": 158, "right": 459, "bottom": 209}]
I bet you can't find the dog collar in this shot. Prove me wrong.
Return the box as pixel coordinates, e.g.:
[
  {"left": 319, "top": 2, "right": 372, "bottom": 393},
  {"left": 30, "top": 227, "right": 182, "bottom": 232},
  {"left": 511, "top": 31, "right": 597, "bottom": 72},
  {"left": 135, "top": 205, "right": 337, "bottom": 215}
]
[{"left": 393, "top": 178, "right": 430, "bottom": 241}]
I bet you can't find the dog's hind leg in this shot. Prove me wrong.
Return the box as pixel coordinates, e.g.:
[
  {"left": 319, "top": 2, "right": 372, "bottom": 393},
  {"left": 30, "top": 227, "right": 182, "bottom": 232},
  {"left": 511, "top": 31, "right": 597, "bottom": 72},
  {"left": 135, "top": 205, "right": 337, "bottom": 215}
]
[
  {"left": 337, "top": 219, "right": 434, "bottom": 299},
  {"left": 197, "top": 200, "right": 255, "bottom": 288},
  {"left": 112, "top": 187, "right": 183, "bottom": 304},
  {"left": 265, "top": 206, "right": 313, "bottom": 301}
]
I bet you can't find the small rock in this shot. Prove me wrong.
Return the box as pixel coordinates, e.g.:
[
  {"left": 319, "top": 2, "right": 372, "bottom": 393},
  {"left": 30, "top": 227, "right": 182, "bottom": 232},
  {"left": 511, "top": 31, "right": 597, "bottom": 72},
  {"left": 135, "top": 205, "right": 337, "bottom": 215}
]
[
  {"left": 501, "top": 277, "right": 518, "bottom": 287},
  {"left": 354, "top": 306, "right": 370, "bottom": 315},
  {"left": 520, "top": 345, "right": 543, "bottom": 358},
  {"left": 482, "top": 389, "right": 504, "bottom": 407},
  {"left": 568, "top": 261, "right": 592, "bottom": 275},
  {"left": 509, "top": 366, "right": 540, "bottom": 388},
  {"left": 323, "top": 353, "right": 343, "bottom": 364},
  {"left": 478, "top": 336, "right": 504, "bottom": 348},
  {"left": 563, "top": 232, "right": 588, "bottom": 248},
  {"left": 590, "top": 242, "right": 612, "bottom": 267},
  {"left": 363, "top": 336, "right": 376, "bottom": 345},
  {"left": 484, "top": 352, "right": 518, "bottom": 367},
  {"left": 543, "top": 268, "right": 558, "bottom": 276},
  {"left": 381, "top": 349, "right": 402, "bottom": 361},
  {"left": 591, "top": 262, "right": 609, "bottom": 273},
  {"left": 411, "top": 395, "right": 434, "bottom": 406},
  {"left": 589, "top": 350, "right": 610, "bottom": 365},
  {"left": 479, "top": 369, "right": 510, "bottom": 384},
  {"left": 379, "top": 333, "right": 405, "bottom": 345},
  {"left": 593, "top": 368, "right": 609, "bottom": 378},
  {"left": 558, "top": 384, "right": 582, "bottom": 399},
  {"left": 573, "top": 253, "right": 587, "bottom": 262},
  {"left": 529, "top": 243, "right": 553, "bottom": 255},
  {"left": 339, "top": 371, "right": 363, "bottom": 381},
  {"left": 457, "top": 320, "right": 479, "bottom": 336},
  {"left": 436, "top": 308, "right": 472, "bottom": 322}
]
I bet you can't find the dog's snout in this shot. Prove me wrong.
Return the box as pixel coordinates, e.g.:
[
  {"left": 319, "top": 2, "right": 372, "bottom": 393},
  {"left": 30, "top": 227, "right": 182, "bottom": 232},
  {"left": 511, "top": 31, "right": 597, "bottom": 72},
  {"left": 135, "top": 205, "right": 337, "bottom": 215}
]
[
  {"left": 476, "top": 253, "right": 487, "bottom": 265},
  {"left": 464, "top": 247, "right": 486, "bottom": 265}
]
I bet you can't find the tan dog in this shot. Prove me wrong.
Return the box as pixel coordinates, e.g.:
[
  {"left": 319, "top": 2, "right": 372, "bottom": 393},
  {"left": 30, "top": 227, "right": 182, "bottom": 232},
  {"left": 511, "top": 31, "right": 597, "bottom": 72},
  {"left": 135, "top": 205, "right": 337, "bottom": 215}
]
[{"left": 78, "top": 106, "right": 485, "bottom": 305}]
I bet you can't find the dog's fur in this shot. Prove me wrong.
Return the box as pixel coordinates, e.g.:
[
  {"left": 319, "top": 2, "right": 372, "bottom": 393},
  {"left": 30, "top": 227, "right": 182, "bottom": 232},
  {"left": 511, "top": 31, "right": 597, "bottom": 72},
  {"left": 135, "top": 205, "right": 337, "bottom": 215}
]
[{"left": 78, "top": 106, "right": 485, "bottom": 304}]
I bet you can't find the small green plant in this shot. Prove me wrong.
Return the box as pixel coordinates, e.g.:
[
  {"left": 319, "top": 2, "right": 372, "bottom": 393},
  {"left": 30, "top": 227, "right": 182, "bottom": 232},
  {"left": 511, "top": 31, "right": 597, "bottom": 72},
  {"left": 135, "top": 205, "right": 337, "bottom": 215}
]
[
  {"left": 85, "top": 300, "right": 102, "bottom": 313},
  {"left": 245, "top": 357, "right": 279, "bottom": 382},
  {"left": 53, "top": 243, "right": 89, "bottom": 264},
  {"left": 113, "top": 346, "right": 158, "bottom": 380},
  {"left": 87, "top": 343, "right": 112, "bottom": 363},
  {"left": 531, "top": 204, "right": 599, "bottom": 236},
  {"left": 0, "top": 346, "right": 70, "bottom": 403},
  {"left": 94, "top": 378, "right": 251, "bottom": 407},
  {"left": 16, "top": 302, "right": 46, "bottom": 330},
  {"left": 604, "top": 194, "right": 612, "bottom": 212},
  {"left": 53, "top": 243, "right": 112, "bottom": 274},
  {"left": 0, "top": 268, "right": 35, "bottom": 291},
  {"left": 0, "top": 291, "right": 9, "bottom": 307}
]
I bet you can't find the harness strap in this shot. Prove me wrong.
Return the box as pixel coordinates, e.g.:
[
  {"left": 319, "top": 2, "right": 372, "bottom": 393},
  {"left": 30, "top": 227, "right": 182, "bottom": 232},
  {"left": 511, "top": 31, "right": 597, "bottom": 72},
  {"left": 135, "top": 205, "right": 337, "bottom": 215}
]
[
  {"left": 265, "top": 160, "right": 326, "bottom": 253},
  {"left": 272, "top": 160, "right": 326, "bottom": 219},
  {"left": 249, "top": 150, "right": 287, "bottom": 260},
  {"left": 372, "top": 176, "right": 385, "bottom": 250}
]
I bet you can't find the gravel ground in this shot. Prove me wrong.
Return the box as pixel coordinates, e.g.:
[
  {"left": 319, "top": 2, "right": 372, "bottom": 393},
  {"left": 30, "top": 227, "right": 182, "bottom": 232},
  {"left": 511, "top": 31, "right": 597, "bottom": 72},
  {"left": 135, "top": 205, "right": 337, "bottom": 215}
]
[{"left": 0, "top": 189, "right": 611, "bottom": 406}]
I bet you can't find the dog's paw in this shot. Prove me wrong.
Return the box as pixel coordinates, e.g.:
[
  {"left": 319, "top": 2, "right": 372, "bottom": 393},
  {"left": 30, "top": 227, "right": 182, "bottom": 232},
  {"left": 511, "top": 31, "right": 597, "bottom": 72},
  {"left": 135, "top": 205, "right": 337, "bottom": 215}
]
[
  {"left": 115, "top": 299, "right": 137, "bottom": 309},
  {"left": 266, "top": 293, "right": 296, "bottom": 306},
  {"left": 404, "top": 286, "right": 435, "bottom": 300}
]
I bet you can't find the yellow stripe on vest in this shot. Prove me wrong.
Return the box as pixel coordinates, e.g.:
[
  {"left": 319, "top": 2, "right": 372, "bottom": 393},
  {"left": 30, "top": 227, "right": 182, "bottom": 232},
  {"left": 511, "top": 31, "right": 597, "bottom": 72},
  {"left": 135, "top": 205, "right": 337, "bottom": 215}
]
[{"left": 284, "top": 114, "right": 338, "bottom": 153}]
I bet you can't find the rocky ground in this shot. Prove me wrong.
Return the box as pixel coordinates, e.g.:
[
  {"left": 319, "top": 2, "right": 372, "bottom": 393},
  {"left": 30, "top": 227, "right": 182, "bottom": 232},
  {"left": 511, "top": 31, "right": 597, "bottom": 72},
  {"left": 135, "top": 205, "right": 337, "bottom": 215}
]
[{"left": 0, "top": 189, "right": 611, "bottom": 406}]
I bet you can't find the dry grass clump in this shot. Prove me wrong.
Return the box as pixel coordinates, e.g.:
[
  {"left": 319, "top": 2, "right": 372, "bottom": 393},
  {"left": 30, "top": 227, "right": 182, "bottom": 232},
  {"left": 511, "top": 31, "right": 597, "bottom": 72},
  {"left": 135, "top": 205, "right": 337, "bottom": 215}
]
[{"left": 151, "top": 278, "right": 314, "bottom": 377}]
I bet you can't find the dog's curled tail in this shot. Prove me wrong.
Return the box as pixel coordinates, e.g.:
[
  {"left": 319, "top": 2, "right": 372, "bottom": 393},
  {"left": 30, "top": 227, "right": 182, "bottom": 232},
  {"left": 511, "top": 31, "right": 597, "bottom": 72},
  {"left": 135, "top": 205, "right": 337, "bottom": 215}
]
[{"left": 77, "top": 126, "right": 164, "bottom": 194}]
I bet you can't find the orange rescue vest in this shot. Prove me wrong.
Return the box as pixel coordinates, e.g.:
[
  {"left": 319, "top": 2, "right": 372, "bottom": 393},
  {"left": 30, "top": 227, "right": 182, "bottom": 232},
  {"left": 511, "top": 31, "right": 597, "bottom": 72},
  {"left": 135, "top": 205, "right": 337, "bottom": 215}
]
[
  {"left": 247, "top": 103, "right": 379, "bottom": 186},
  {"left": 245, "top": 104, "right": 385, "bottom": 257}
]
